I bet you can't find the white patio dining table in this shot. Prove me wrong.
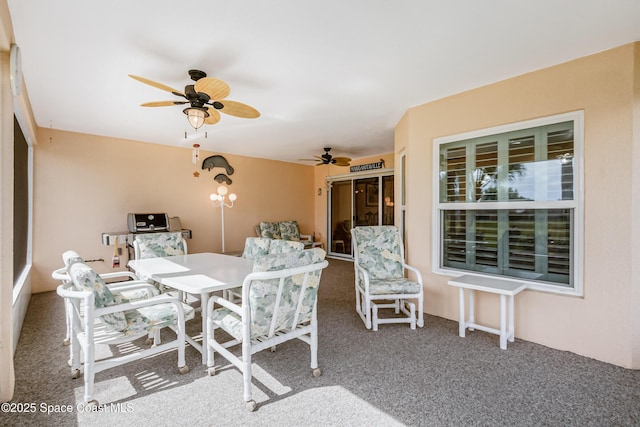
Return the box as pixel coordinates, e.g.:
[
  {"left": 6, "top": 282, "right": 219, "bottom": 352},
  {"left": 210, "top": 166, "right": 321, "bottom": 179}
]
[{"left": 128, "top": 252, "right": 254, "bottom": 364}]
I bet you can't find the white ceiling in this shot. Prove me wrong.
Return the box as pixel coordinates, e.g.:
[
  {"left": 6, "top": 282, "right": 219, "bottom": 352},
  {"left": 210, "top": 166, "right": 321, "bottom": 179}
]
[{"left": 7, "top": 1, "right": 640, "bottom": 164}]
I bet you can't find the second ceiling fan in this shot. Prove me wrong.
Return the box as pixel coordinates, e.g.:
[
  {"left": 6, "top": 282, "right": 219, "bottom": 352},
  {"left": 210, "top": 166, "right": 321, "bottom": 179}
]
[
  {"left": 129, "top": 69, "right": 260, "bottom": 129},
  {"left": 301, "top": 147, "right": 351, "bottom": 167}
]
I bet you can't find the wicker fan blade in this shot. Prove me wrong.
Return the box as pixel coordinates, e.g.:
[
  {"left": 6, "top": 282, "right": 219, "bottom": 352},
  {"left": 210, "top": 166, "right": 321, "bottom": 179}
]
[
  {"left": 316, "top": 162, "right": 326, "bottom": 166},
  {"left": 217, "top": 100, "right": 260, "bottom": 118},
  {"left": 333, "top": 157, "right": 351, "bottom": 167},
  {"left": 204, "top": 107, "right": 221, "bottom": 125},
  {"left": 129, "top": 75, "right": 185, "bottom": 98},
  {"left": 140, "top": 101, "right": 188, "bottom": 107},
  {"left": 194, "top": 77, "right": 230, "bottom": 100}
]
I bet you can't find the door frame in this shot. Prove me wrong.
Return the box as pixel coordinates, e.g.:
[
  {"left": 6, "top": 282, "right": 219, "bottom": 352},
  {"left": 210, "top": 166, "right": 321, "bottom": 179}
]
[{"left": 326, "top": 168, "right": 394, "bottom": 259}]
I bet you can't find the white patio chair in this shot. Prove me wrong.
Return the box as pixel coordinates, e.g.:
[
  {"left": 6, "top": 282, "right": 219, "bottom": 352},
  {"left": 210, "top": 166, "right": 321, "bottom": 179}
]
[
  {"left": 351, "top": 226, "right": 424, "bottom": 331},
  {"left": 268, "top": 238, "right": 305, "bottom": 254},
  {"left": 53, "top": 250, "right": 158, "bottom": 357},
  {"left": 222, "top": 237, "right": 272, "bottom": 303},
  {"left": 241, "top": 237, "right": 271, "bottom": 260},
  {"left": 228, "top": 237, "right": 305, "bottom": 302},
  {"left": 206, "top": 248, "right": 328, "bottom": 411},
  {"left": 133, "top": 231, "right": 188, "bottom": 300},
  {"left": 58, "top": 260, "right": 193, "bottom": 405},
  {"left": 132, "top": 231, "right": 188, "bottom": 260}
]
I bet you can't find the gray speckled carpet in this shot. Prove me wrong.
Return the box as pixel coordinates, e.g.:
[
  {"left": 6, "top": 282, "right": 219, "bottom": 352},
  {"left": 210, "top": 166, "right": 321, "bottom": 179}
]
[{"left": 3, "top": 258, "right": 639, "bottom": 426}]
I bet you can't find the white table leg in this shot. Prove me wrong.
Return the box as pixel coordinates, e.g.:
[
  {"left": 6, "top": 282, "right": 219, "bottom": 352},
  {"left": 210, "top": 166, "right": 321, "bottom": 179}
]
[
  {"left": 200, "top": 292, "right": 209, "bottom": 365},
  {"left": 468, "top": 289, "right": 475, "bottom": 331},
  {"left": 499, "top": 294, "right": 507, "bottom": 350},
  {"left": 458, "top": 288, "right": 465, "bottom": 337},
  {"left": 508, "top": 294, "right": 515, "bottom": 342}
]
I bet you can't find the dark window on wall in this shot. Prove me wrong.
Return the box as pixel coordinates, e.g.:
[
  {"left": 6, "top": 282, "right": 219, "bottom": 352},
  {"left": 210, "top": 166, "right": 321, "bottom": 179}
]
[{"left": 14, "top": 116, "right": 29, "bottom": 285}]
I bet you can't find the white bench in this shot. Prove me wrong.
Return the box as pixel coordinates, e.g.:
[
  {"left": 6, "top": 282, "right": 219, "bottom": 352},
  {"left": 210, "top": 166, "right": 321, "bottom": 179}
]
[{"left": 448, "top": 275, "right": 526, "bottom": 350}]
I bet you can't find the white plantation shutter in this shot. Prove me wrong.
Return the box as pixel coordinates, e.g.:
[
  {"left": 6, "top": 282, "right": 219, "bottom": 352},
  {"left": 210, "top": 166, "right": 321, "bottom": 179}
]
[{"left": 437, "top": 117, "right": 579, "bottom": 290}]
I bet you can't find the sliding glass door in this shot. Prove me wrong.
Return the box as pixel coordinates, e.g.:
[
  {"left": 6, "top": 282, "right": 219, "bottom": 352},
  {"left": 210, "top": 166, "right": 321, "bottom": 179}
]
[{"left": 328, "top": 172, "right": 394, "bottom": 258}]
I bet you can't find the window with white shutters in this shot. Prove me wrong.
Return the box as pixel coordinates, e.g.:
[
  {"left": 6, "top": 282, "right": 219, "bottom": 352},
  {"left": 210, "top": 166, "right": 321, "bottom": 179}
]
[{"left": 434, "top": 112, "right": 583, "bottom": 294}]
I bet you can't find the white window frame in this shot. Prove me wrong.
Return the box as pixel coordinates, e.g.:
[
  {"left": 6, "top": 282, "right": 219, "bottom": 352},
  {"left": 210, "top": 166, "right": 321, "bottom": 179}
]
[{"left": 432, "top": 111, "right": 584, "bottom": 296}]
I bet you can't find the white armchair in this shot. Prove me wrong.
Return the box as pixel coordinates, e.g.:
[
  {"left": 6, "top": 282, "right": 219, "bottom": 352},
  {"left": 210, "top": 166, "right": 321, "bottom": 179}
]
[
  {"left": 133, "top": 232, "right": 188, "bottom": 300},
  {"left": 53, "top": 250, "right": 159, "bottom": 357},
  {"left": 133, "top": 231, "right": 188, "bottom": 260},
  {"left": 58, "top": 260, "right": 194, "bottom": 405},
  {"left": 206, "top": 248, "right": 328, "bottom": 411},
  {"left": 351, "top": 226, "right": 424, "bottom": 331}
]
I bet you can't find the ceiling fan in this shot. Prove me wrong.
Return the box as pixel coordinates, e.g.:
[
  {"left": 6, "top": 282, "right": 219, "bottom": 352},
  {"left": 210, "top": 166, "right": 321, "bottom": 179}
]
[
  {"left": 300, "top": 147, "right": 351, "bottom": 167},
  {"left": 129, "top": 69, "right": 260, "bottom": 129}
]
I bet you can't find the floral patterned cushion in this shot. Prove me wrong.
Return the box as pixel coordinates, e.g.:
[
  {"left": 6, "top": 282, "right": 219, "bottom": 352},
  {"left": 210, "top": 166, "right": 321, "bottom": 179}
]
[
  {"left": 113, "top": 288, "right": 159, "bottom": 303},
  {"left": 363, "top": 277, "right": 421, "bottom": 295},
  {"left": 279, "top": 220, "right": 301, "bottom": 241},
  {"left": 211, "top": 248, "right": 326, "bottom": 340},
  {"left": 69, "top": 262, "right": 127, "bottom": 332},
  {"left": 135, "top": 232, "right": 186, "bottom": 259},
  {"left": 259, "top": 221, "right": 281, "bottom": 239},
  {"left": 268, "top": 239, "right": 304, "bottom": 254},
  {"left": 253, "top": 248, "right": 325, "bottom": 271},
  {"left": 242, "top": 237, "right": 271, "bottom": 260},
  {"left": 352, "top": 226, "right": 404, "bottom": 280},
  {"left": 121, "top": 302, "right": 195, "bottom": 336}
]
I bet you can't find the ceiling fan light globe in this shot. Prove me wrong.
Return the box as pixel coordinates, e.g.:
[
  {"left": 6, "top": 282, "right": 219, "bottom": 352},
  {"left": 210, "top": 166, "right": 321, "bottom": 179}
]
[{"left": 183, "top": 106, "right": 209, "bottom": 129}]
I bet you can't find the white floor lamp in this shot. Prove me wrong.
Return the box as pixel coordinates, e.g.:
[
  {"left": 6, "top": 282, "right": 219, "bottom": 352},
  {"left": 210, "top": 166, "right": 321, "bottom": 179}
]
[{"left": 210, "top": 185, "right": 236, "bottom": 253}]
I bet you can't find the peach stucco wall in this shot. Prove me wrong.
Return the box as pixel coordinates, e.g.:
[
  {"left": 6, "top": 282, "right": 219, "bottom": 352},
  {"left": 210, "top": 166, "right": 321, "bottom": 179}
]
[
  {"left": 396, "top": 42, "right": 640, "bottom": 368},
  {"left": 32, "top": 128, "right": 316, "bottom": 293}
]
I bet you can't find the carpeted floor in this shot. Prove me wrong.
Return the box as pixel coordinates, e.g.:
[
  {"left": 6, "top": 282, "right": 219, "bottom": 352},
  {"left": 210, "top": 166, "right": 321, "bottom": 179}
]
[{"left": 3, "top": 258, "right": 639, "bottom": 426}]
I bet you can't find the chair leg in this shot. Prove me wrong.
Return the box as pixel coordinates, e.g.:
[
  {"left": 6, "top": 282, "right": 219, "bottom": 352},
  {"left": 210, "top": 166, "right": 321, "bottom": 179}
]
[
  {"left": 83, "top": 333, "right": 96, "bottom": 404},
  {"left": 176, "top": 317, "right": 188, "bottom": 374},
  {"left": 241, "top": 339, "right": 255, "bottom": 410},
  {"left": 311, "top": 324, "right": 322, "bottom": 377},
  {"left": 355, "top": 285, "right": 372, "bottom": 329},
  {"left": 417, "top": 294, "right": 424, "bottom": 328},
  {"left": 409, "top": 301, "right": 416, "bottom": 330},
  {"left": 63, "top": 299, "right": 72, "bottom": 346},
  {"left": 310, "top": 322, "right": 318, "bottom": 370},
  {"left": 372, "top": 302, "right": 379, "bottom": 331},
  {"left": 363, "top": 295, "right": 372, "bottom": 330},
  {"left": 70, "top": 300, "right": 82, "bottom": 376}
]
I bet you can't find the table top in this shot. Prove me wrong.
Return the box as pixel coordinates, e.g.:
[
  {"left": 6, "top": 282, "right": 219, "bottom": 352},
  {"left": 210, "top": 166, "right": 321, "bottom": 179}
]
[
  {"left": 447, "top": 274, "right": 527, "bottom": 295},
  {"left": 128, "top": 252, "right": 254, "bottom": 294}
]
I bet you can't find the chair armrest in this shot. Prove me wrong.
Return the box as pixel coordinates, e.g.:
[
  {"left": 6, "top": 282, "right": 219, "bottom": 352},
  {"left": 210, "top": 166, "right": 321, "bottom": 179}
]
[
  {"left": 100, "top": 271, "right": 140, "bottom": 281},
  {"left": 353, "top": 262, "right": 370, "bottom": 289},
  {"left": 107, "top": 281, "right": 158, "bottom": 297},
  {"left": 95, "top": 294, "right": 186, "bottom": 316},
  {"left": 299, "top": 234, "right": 312, "bottom": 242},
  {"left": 403, "top": 263, "right": 423, "bottom": 284},
  {"left": 52, "top": 267, "right": 69, "bottom": 281},
  {"left": 53, "top": 268, "right": 140, "bottom": 283},
  {"left": 56, "top": 283, "right": 90, "bottom": 299},
  {"left": 208, "top": 294, "right": 242, "bottom": 315}
]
